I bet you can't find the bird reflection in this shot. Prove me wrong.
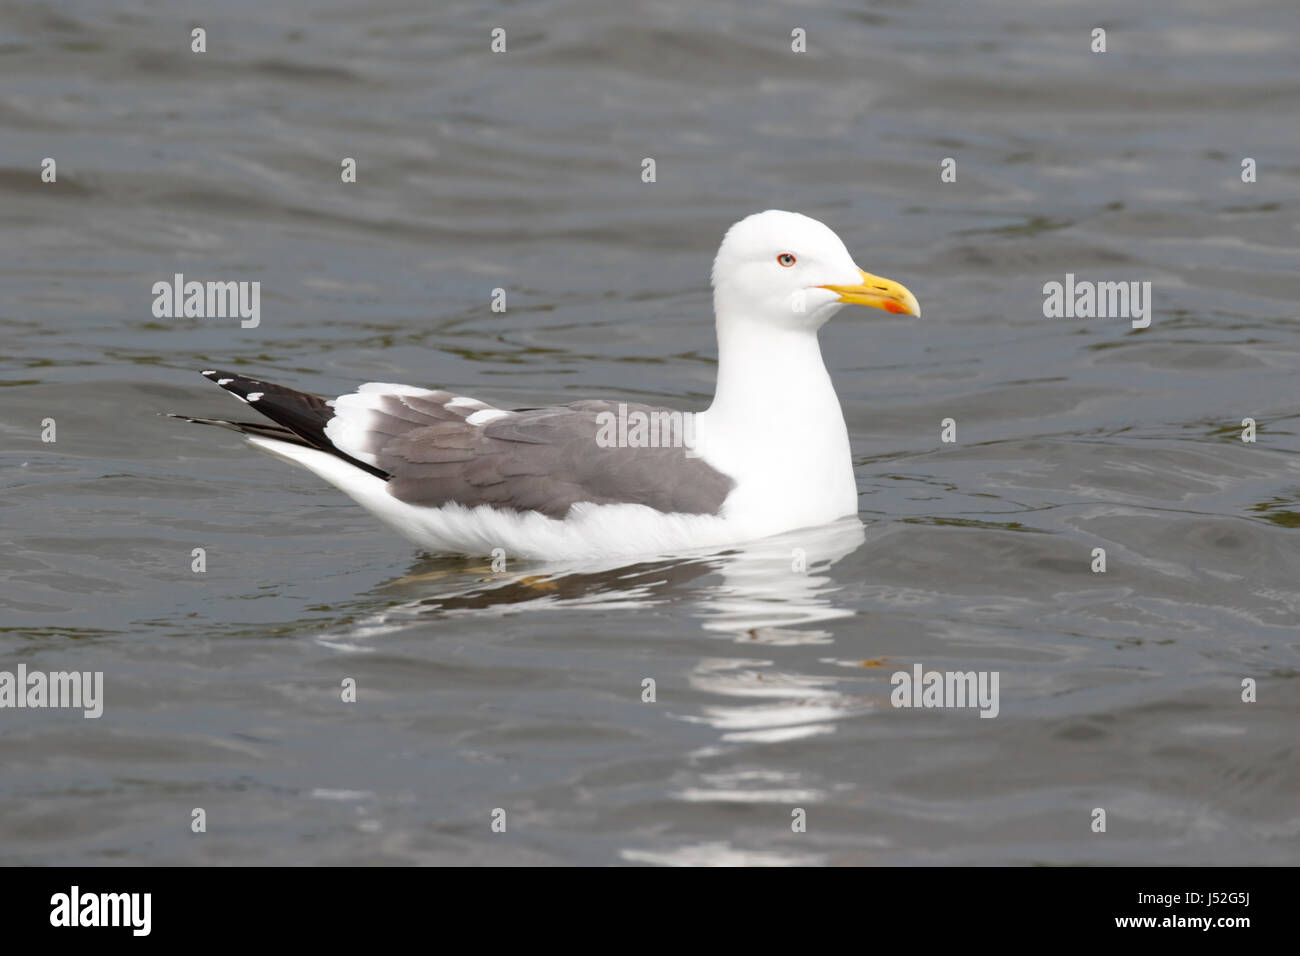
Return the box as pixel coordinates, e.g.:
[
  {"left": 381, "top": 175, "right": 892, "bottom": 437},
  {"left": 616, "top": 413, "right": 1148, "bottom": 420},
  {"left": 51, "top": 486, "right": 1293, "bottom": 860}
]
[
  {"left": 317, "top": 517, "right": 874, "bottom": 865},
  {"left": 331, "top": 517, "right": 874, "bottom": 747},
  {"left": 370, "top": 515, "right": 865, "bottom": 640}
]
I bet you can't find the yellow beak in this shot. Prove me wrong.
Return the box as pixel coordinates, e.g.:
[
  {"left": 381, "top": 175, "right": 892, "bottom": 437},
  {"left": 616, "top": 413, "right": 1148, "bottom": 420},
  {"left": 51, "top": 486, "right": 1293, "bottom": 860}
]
[{"left": 820, "top": 268, "right": 921, "bottom": 318}]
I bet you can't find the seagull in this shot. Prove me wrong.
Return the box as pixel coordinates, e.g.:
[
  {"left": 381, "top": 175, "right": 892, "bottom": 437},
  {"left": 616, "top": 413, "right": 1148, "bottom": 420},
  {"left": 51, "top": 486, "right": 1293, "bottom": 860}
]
[{"left": 174, "top": 210, "right": 919, "bottom": 560}]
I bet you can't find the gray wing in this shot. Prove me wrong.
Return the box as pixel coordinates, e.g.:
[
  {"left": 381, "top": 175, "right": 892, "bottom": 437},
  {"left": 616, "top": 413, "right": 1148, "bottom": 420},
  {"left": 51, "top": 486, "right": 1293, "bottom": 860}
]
[
  {"left": 190, "top": 372, "right": 734, "bottom": 519},
  {"left": 351, "top": 392, "right": 734, "bottom": 519}
]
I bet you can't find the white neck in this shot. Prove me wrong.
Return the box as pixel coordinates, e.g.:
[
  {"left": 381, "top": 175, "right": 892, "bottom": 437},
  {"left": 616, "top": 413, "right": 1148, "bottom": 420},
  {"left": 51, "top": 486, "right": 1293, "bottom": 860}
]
[
  {"left": 707, "top": 316, "right": 837, "bottom": 426},
  {"left": 695, "top": 308, "right": 858, "bottom": 530}
]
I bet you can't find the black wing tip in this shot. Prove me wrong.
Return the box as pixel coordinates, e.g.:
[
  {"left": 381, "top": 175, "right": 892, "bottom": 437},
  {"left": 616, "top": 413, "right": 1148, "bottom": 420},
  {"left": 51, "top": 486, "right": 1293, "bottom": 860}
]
[
  {"left": 199, "top": 369, "right": 276, "bottom": 405},
  {"left": 191, "top": 368, "right": 390, "bottom": 480}
]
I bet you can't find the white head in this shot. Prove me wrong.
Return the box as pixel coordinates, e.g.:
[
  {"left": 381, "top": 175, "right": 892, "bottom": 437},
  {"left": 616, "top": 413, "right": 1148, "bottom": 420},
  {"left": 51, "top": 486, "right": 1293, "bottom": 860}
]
[{"left": 710, "top": 210, "right": 920, "bottom": 331}]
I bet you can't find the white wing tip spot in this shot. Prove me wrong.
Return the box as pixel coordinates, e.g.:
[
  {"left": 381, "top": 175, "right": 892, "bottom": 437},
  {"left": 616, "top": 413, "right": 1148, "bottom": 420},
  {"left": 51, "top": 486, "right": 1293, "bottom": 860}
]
[
  {"left": 246, "top": 391, "right": 264, "bottom": 402},
  {"left": 217, "top": 378, "right": 233, "bottom": 385},
  {"left": 466, "top": 408, "right": 510, "bottom": 426},
  {"left": 447, "top": 396, "right": 488, "bottom": 410}
]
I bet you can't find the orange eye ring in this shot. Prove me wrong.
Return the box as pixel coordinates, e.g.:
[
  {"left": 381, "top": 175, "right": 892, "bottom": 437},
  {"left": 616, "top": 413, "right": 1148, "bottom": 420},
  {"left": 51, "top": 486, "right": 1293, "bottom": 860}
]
[{"left": 777, "top": 253, "right": 796, "bottom": 267}]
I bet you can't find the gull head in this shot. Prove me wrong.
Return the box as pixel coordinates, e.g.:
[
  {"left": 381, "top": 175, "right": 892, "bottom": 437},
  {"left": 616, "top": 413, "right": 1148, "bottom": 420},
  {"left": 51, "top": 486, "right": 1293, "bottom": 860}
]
[{"left": 710, "top": 209, "right": 920, "bottom": 330}]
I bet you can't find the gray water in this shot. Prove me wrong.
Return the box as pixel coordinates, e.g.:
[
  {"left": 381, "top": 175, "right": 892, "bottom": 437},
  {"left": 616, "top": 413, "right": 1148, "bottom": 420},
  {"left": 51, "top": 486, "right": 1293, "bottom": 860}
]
[{"left": 2, "top": 0, "right": 1298, "bottom": 865}]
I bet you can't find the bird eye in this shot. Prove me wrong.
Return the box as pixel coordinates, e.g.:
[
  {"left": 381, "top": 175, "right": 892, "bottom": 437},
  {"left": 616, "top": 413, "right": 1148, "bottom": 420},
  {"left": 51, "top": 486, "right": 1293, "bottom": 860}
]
[{"left": 777, "top": 253, "right": 796, "bottom": 267}]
